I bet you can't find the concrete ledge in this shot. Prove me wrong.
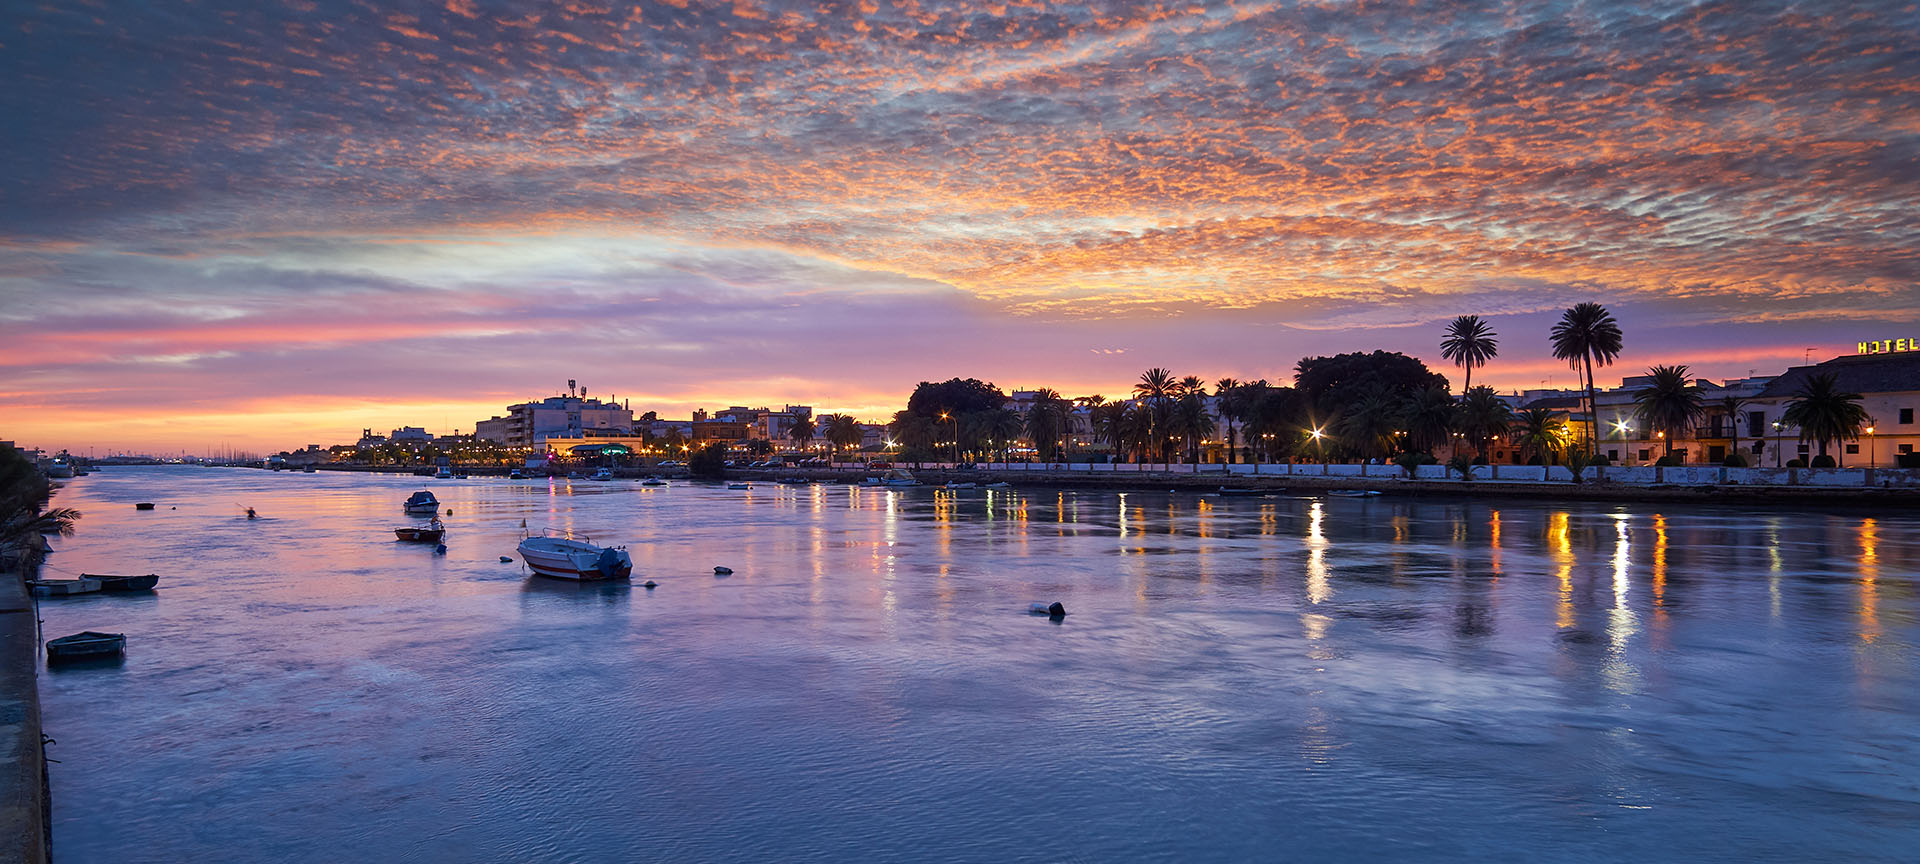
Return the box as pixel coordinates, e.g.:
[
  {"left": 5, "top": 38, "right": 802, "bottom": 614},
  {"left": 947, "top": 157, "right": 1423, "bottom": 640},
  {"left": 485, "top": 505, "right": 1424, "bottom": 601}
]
[{"left": 0, "top": 567, "right": 47, "bottom": 864}]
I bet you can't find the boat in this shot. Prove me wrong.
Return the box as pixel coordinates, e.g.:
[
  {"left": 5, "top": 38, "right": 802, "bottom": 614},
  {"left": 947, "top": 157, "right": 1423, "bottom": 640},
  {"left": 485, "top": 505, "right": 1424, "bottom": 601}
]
[
  {"left": 134, "top": 502, "right": 156, "bottom": 510},
  {"left": 944, "top": 481, "right": 977, "bottom": 490},
  {"left": 639, "top": 476, "right": 667, "bottom": 486},
  {"left": 588, "top": 468, "right": 615, "bottom": 481},
  {"left": 393, "top": 525, "right": 446, "bottom": 542},
  {"left": 46, "top": 631, "right": 125, "bottom": 661},
  {"left": 44, "top": 462, "right": 74, "bottom": 479},
  {"left": 433, "top": 466, "right": 454, "bottom": 480},
  {"left": 508, "top": 469, "right": 525, "bottom": 479},
  {"left": 1217, "top": 487, "right": 1264, "bottom": 497},
  {"left": 986, "top": 482, "right": 1012, "bottom": 489},
  {"left": 30, "top": 578, "right": 101, "bottom": 596},
  {"left": 516, "top": 531, "right": 633, "bottom": 581},
  {"left": 728, "top": 483, "right": 751, "bottom": 490},
  {"left": 79, "top": 573, "right": 160, "bottom": 592},
  {"left": 403, "top": 490, "right": 441, "bottom": 514},
  {"left": 303, "top": 466, "right": 316, "bottom": 473},
  {"left": 1328, "top": 489, "right": 1381, "bottom": 497},
  {"left": 861, "top": 469, "right": 922, "bottom": 487}
]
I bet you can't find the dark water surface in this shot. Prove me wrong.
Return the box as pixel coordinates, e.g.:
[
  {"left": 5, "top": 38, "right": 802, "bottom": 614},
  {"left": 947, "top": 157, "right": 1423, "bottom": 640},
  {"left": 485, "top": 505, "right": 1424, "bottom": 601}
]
[{"left": 35, "top": 466, "right": 1920, "bottom": 862}]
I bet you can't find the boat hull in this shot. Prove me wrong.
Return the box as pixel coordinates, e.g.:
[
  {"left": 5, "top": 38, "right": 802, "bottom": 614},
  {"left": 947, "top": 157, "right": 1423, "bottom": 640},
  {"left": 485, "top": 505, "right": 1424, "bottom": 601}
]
[
  {"left": 30, "top": 578, "right": 101, "bottom": 596},
  {"left": 47, "top": 631, "right": 125, "bottom": 661},
  {"left": 80, "top": 573, "right": 159, "bottom": 591},
  {"left": 517, "top": 537, "right": 633, "bottom": 581}
]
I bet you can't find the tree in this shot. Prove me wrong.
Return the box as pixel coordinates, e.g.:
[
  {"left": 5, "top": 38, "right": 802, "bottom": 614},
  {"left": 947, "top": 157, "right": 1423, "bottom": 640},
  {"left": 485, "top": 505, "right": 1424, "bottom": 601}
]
[
  {"left": 1439, "top": 315, "right": 1499, "bottom": 394},
  {"left": 1549, "top": 302, "right": 1624, "bottom": 455},
  {"left": 1334, "top": 386, "right": 1400, "bottom": 460},
  {"left": 1133, "top": 368, "right": 1177, "bottom": 464},
  {"left": 822, "top": 414, "right": 864, "bottom": 460},
  {"left": 1401, "top": 384, "right": 1457, "bottom": 454},
  {"left": 787, "top": 414, "right": 817, "bottom": 452},
  {"left": 746, "top": 439, "right": 774, "bottom": 456},
  {"left": 688, "top": 443, "right": 727, "bottom": 478},
  {"left": 1214, "top": 378, "right": 1244, "bottom": 464},
  {"left": 1715, "top": 394, "right": 1750, "bottom": 463},
  {"left": 1632, "top": 364, "right": 1705, "bottom": 462},
  {"left": 906, "top": 378, "right": 1008, "bottom": 420},
  {"left": 1457, "top": 387, "right": 1515, "bottom": 461},
  {"left": 1023, "top": 389, "right": 1072, "bottom": 462},
  {"left": 888, "top": 410, "right": 935, "bottom": 452},
  {"left": 1295, "top": 351, "right": 1449, "bottom": 417},
  {"left": 1510, "top": 406, "right": 1569, "bottom": 465},
  {"left": 1781, "top": 372, "right": 1868, "bottom": 465},
  {"left": 1172, "top": 388, "right": 1217, "bottom": 463}
]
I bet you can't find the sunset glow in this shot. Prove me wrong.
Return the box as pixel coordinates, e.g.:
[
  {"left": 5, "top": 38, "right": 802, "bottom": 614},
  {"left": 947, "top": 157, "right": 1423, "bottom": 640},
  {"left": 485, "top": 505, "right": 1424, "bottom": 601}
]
[{"left": 4, "top": 0, "right": 1916, "bottom": 452}]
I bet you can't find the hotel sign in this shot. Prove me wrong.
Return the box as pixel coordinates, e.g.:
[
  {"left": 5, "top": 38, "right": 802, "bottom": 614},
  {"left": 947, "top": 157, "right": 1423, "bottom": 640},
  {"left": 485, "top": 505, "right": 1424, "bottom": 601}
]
[{"left": 1857, "top": 338, "right": 1917, "bottom": 355}]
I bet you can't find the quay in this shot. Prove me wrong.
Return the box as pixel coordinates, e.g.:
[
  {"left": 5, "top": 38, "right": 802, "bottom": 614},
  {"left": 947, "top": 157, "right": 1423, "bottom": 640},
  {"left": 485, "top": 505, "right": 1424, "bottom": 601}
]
[{"left": 0, "top": 559, "right": 48, "bottom": 864}]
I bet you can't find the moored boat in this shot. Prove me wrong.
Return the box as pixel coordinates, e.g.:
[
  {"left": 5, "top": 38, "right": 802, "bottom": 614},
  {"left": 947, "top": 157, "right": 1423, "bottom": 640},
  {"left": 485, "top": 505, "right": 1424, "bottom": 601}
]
[
  {"left": 46, "top": 631, "right": 125, "bottom": 661},
  {"left": 79, "top": 573, "right": 160, "bottom": 592},
  {"left": 134, "top": 502, "right": 156, "bottom": 510},
  {"left": 394, "top": 526, "right": 446, "bottom": 542},
  {"left": 1217, "top": 487, "right": 1264, "bottom": 496},
  {"left": 588, "top": 468, "right": 615, "bottom": 481},
  {"left": 30, "top": 578, "right": 102, "bottom": 596},
  {"left": 1328, "top": 489, "right": 1381, "bottom": 497},
  {"left": 433, "top": 466, "right": 454, "bottom": 480},
  {"left": 516, "top": 532, "right": 633, "bottom": 581},
  {"left": 403, "top": 490, "right": 441, "bottom": 514},
  {"left": 508, "top": 469, "right": 525, "bottom": 479},
  {"left": 639, "top": 476, "right": 666, "bottom": 486}
]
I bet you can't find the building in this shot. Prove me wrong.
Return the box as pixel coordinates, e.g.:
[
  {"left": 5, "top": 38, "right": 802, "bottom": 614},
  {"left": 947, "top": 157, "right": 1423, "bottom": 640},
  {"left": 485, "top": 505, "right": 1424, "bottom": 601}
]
[
  {"left": 495, "top": 395, "right": 635, "bottom": 449},
  {"left": 1747, "top": 351, "right": 1920, "bottom": 467}
]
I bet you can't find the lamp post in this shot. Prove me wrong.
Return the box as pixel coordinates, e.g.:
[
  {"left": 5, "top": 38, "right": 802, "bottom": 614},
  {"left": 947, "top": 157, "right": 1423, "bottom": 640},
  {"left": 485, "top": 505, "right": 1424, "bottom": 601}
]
[
  {"left": 1771, "top": 422, "right": 1782, "bottom": 467},
  {"left": 939, "top": 412, "right": 958, "bottom": 464},
  {"left": 1868, "top": 426, "right": 1876, "bottom": 468}
]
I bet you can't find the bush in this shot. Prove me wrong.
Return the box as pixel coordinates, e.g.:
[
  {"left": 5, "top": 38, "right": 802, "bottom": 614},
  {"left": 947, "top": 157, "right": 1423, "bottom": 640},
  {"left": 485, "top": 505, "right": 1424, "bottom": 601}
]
[
  {"left": 1446, "top": 453, "right": 1474, "bottom": 481},
  {"left": 1721, "top": 452, "right": 1750, "bottom": 468},
  {"left": 1786, "top": 458, "right": 1807, "bottom": 468},
  {"left": 1654, "top": 455, "right": 1684, "bottom": 467},
  {"left": 1810, "top": 454, "right": 1836, "bottom": 468},
  {"left": 689, "top": 443, "right": 728, "bottom": 478},
  {"left": 1588, "top": 454, "right": 1612, "bottom": 466},
  {"left": 1393, "top": 452, "right": 1437, "bottom": 476}
]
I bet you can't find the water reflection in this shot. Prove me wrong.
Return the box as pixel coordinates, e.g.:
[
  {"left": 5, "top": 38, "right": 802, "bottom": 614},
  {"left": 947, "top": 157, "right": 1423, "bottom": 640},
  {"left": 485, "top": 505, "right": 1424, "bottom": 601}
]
[{"left": 31, "top": 468, "right": 1920, "bottom": 864}]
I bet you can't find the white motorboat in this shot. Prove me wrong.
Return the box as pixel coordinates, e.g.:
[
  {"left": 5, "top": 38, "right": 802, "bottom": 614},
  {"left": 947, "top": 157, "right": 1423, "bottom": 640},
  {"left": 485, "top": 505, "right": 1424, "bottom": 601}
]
[
  {"left": 1328, "top": 489, "right": 1381, "bottom": 497},
  {"left": 944, "top": 481, "right": 977, "bottom": 490},
  {"left": 403, "top": 490, "right": 441, "bottom": 514},
  {"left": 516, "top": 531, "right": 633, "bottom": 581},
  {"left": 588, "top": 468, "right": 615, "bottom": 481},
  {"left": 639, "top": 476, "right": 666, "bottom": 487},
  {"left": 433, "top": 466, "right": 453, "bottom": 480}
]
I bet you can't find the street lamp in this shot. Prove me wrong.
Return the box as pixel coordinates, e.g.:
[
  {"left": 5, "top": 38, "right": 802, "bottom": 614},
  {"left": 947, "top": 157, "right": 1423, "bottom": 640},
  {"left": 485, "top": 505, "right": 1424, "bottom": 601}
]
[
  {"left": 1867, "top": 426, "right": 1876, "bottom": 468},
  {"left": 1771, "top": 421, "right": 1782, "bottom": 467}
]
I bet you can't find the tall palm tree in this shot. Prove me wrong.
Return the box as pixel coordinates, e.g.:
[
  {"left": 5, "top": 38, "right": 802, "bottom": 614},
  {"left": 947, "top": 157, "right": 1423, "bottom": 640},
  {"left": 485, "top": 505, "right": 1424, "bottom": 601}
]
[
  {"left": 1780, "top": 372, "right": 1868, "bottom": 465},
  {"left": 1023, "top": 389, "right": 1072, "bottom": 461},
  {"left": 1214, "top": 378, "right": 1244, "bottom": 464},
  {"left": 1093, "top": 402, "right": 1132, "bottom": 462},
  {"left": 1456, "top": 386, "right": 1515, "bottom": 461},
  {"left": 1509, "top": 407, "right": 1569, "bottom": 465},
  {"left": 787, "top": 413, "right": 817, "bottom": 452},
  {"left": 1401, "top": 384, "right": 1457, "bottom": 453},
  {"left": 1172, "top": 389, "right": 1217, "bottom": 463},
  {"left": 1549, "top": 302, "right": 1624, "bottom": 455},
  {"left": 819, "top": 414, "right": 864, "bottom": 461},
  {"left": 1715, "top": 393, "right": 1750, "bottom": 463},
  {"left": 1631, "top": 365, "right": 1705, "bottom": 461},
  {"left": 1439, "top": 315, "right": 1499, "bottom": 394},
  {"left": 1133, "top": 368, "right": 1176, "bottom": 463}
]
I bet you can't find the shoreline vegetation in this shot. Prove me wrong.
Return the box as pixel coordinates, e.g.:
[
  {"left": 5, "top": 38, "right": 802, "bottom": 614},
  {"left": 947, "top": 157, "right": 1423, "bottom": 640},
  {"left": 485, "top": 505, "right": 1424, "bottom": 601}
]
[{"left": 1, "top": 444, "right": 63, "bottom": 864}]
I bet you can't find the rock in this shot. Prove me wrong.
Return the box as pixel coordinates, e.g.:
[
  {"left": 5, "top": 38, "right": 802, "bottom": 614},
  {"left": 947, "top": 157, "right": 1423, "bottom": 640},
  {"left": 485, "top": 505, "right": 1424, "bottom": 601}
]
[{"left": 643, "top": 581, "right": 658, "bottom": 589}]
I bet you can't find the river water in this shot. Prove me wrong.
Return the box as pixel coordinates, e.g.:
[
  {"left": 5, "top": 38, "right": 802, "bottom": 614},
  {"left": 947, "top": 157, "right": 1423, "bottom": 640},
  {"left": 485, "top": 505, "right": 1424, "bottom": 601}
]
[{"left": 33, "top": 466, "right": 1920, "bottom": 862}]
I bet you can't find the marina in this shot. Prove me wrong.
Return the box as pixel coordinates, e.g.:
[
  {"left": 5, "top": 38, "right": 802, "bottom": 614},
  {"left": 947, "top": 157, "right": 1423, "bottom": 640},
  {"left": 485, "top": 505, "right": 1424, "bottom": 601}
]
[{"left": 30, "top": 465, "right": 1920, "bottom": 862}]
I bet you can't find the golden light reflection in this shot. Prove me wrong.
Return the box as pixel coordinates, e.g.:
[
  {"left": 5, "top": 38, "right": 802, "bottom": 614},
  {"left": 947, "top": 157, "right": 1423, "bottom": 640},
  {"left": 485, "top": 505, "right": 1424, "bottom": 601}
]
[
  {"left": 1307, "top": 500, "right": 1330, "bottom": 605},
  {"left": 1651, "top": 514, "right": 1669, "bottom": 614},
  {"left": 1859, "top": 518, "right": 1881, "bottom": 643},
  {"left": 1488, "top": 509, "right": 1503, "bottom": 577},
  {"left": 1552, "top": 511, "right": 1574, "bottom": 630}
]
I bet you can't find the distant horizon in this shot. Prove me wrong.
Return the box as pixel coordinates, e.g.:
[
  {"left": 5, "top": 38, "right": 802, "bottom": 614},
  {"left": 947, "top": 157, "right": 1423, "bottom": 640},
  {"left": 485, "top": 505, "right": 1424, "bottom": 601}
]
[{"left": 5, "top": 2, "right": 1916, "bottom": 454}]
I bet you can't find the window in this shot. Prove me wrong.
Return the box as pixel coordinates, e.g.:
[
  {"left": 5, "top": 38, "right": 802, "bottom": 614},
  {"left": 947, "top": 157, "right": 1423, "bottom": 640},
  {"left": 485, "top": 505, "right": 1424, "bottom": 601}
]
[
  {"left": 1901, "top": 408, "right": 1914, "bottom": 424},
  {"left": 1798, "top": 443, "right": 1811, "bottom": 454},
  {"left": 1607, "top": 449, "right": 1619, "bottom": 461},
  {"left": 1638, "top": 449, "right": 1651, "bottom": 460},
  {"left": 1902, "top": 445, "right": 1914, "bottom": 455},
  {"left": 1846, "top": 444, "right": 1860, "bottom": 454},
  {"left": 1748, "top": 411, "right": 1766, "bottom": 438}
]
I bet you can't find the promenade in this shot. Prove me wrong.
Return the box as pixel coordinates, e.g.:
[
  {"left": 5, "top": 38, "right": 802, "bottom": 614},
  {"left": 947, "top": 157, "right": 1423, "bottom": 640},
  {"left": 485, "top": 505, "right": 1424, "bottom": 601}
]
[{"left": 0, "top": 561, "right": 48, "bottom": 864}]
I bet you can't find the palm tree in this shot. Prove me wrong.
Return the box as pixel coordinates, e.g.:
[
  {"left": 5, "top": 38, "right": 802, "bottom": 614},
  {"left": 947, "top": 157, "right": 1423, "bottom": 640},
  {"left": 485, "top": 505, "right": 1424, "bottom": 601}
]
[
  {"left": 1214, "top": 378, "right": 1243, "bottom": 464},
  {"left": 1133, "top": 368, "right": 1177, "bottom": 463},
  {"left": 1335, "top": 387, "right": 1400, "bottom": 460},
  {"left": 819, "top": 414, "right": 864, "bottom": 461},
  {"left": 1440, "top": 315, "right": 1499, "bottom": 394},
  {"left": 1715, "top": 394, "right": 1750, "bottom": 463},
  {"left": 1510, "top": 407, "right": 1569, "bottom": 465},
  {"left": 1172, "top": 389, "right": 1217, "bottom": 463},
  {"left": 1401, "top": 384, "right": 1456, "bottom": 453},
  {"left": 1549, "top": 302, "right": 1624, "bottom": 455},
  {"left": 1457, "top": 386, "right": 1515, "bottom": 461},
  {"left": 1781, "top": 372, "right": 1868, "bottom": 465},
  {"left": 1023, "top": 389, "right": 1072, "bottom": 461},
  {"left": 1, "top": 506, "right": 81, "bottom": 562},
  {"left": 787, "top": 413, "right": 817, "bottom": 452},
  {"left": 1632, "top": 364, "right": 1705, "bottom": 462}
]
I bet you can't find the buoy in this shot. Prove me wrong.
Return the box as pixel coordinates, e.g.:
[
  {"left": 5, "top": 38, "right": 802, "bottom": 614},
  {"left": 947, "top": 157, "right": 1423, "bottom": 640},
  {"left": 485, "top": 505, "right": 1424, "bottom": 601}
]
[
  {"left": 435, "top": 544, "right": 447, "bottom": 554},
  {"left": 1049, "top": 602, "right": 1066, "bottom": 617},
  {"left": 1029, "top": 602, "right": 1067, "bottom": 617},
  {"left": 713, "top": 566, "right": 733, "bottom": 575},
  {"left": 643, "top": 581, "right": 658, "bottom": 589},
  {"left": 499, "top": 556, "right": 512, "bottom": 563},
  {"left": 446, "top": 508, "right": 453, "bottom": 516}
]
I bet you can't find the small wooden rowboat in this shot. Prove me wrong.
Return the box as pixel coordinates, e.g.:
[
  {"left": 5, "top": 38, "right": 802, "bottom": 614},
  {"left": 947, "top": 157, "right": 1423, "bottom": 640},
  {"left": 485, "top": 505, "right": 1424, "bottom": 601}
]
[
  {"left": 80, "top": 573, "right": 160, "bottom": 591},
  {"left": 30, "top": 578, "right": 101, "bottom": 596},
  {"left": 46, "top": 631, "right": 125, "bottom": 661},
  {"left": 394, "top": 527, "right": 446, "bottom": 542},
  {"left": 134, "top": 502, "right": 156, "bottom": 510}
]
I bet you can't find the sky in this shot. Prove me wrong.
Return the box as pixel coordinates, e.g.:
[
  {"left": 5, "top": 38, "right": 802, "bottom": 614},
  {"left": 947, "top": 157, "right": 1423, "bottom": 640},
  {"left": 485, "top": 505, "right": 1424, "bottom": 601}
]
[{"left": 3, "top": 0, "right": 1917, "bottom": 454}]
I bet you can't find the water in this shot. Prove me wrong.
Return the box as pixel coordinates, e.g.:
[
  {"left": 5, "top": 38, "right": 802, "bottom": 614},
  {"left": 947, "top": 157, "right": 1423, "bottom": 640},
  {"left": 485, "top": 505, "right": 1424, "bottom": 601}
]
[{"left": 34, "top": 466, "right": 1920, "bottom": 862}]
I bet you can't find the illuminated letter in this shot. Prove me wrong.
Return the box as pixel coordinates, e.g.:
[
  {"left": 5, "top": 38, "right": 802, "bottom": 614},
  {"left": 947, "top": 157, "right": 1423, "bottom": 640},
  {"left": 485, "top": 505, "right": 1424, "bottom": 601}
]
[{"left": 1860, "top": 341, "right": 1872, "bottom": 354}]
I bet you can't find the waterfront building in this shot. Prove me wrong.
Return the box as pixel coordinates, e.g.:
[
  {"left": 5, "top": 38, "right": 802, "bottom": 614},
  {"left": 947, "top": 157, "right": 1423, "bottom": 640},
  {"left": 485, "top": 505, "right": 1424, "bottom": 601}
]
[
  {"left": 1748, "top": 352, "right": 1920, "bottom": 467},
  {"left": 494, "top": 395, "right": 635, "bottom": 448}
]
